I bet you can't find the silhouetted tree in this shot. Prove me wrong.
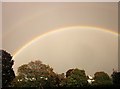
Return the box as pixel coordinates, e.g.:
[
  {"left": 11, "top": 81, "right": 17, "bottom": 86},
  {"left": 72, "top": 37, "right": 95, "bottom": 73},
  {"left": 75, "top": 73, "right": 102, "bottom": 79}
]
[
  {"left": 111, "top": 71, "right": 120, "bottom": 85},
  {"left": 53, "top": 73, "right": 66, "bottom": 87},
  {"left": 66, "top": 69, "right": 74, "bottom": 77},
  {"left": 0, "top": 50, "right": 15, "bottom": 87},
  {"left": 11, "top": 60, "right": 58, "bottom": 88},
  {"left": 65, "top": 68, "right": 88, "bottom": 87},
  {"left": 92, "top": 71, "right": 112, "bottom": 86}
]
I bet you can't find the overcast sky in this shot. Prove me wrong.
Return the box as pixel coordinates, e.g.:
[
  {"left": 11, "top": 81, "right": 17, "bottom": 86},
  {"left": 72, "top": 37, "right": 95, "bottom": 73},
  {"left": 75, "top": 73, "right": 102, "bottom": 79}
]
[
  {"left": 2, "top": 2, "right": 118, "bottom": 75},
  {"left": 3, "top": 2, "right": 118, "bottom": 54}
]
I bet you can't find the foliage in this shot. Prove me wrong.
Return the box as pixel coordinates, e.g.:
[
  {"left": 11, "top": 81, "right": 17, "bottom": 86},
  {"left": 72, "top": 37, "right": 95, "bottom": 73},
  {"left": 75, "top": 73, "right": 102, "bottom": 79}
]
[
  {"left": 11, "top": 60, "right": 58, "bottom": 88},
  {"left": 55, "top": 73, "right": 66, "bottom": 87},
  {"left": 66, "top": 69, "right": 74, "bottom": 77},
  {"left": 0, "top": 50, "right": 15, "bottom": 87},
  {"left": 1, "top": 50, "right": 118, "bottom": 88},
  {"left": 92, "top": 71, "right": 112, "bottom": 86},
  {"left": 111, "top": 71, "right": 120, "bottom": 85},
  {"left": 65, "top": 68, "right": 88, "bottom": 87}
]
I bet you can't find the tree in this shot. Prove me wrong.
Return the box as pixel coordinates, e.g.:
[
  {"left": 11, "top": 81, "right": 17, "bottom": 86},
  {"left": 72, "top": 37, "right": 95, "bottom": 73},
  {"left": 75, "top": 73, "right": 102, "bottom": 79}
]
[
  {"left": 11, "top": 60, "right": 58, "bottom": 88},
  {"left": 111, "top": 71, "right": 120, "bottom": 85},
  {"left": 92, "top": 71, "right": 112, "bottom": 86},
  {"left": 65, "top": 68, "right": 88, "bottom": 87},
  {"left": 0, "top": 50, "right": 15, "bottom": 87},
  {"left": 56, "top": 73, "right": 66, "bottom": 87},
  {"left": 66, "top": 69, "right": 74, "bottom": 77}
]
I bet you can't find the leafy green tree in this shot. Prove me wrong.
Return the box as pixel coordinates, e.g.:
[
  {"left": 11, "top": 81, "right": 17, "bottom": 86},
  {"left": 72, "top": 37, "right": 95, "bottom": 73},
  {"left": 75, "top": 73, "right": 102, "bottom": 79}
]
[
  {"left": 92, "top": 71, "right": 112, "bottom": 86},
  {"left": 0, "top": 50, "right": 15, "bottom": 87},
  {"left": 66, "top": 69, "right": 74, "bottom": 77},
  {"left": 11, "top": 60, "right": 58, "bottom": 88},
  {"left": 111, "top": 71, "right": 120, "bottom": 85},
  {"left": 56, "top": 73, "right": 66, "bottom": 87},
  {"left": 65, "top": 68, "right": 88, "bottom": 87}
]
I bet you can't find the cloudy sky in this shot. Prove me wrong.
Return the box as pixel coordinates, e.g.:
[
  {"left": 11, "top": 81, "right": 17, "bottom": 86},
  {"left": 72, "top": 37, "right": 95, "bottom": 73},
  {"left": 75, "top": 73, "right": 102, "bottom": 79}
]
[{"left": 2, "top": 2, "right": 118, "bottom": 75}]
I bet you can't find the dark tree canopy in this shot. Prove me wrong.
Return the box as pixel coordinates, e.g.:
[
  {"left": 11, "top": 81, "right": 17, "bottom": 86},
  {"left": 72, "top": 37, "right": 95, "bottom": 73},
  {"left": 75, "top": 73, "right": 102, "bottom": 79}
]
[
  {"left": 92, "top": 71, "right": 112, "bottom": 86},
  {"left": 1, "top": 49, "right": 119, "bottom": 88},
  {"left": 66, "top": 69, "right": 74, "bottom": 77},
  {"left": 111, "top": 71, "right": 120, "bottom": 85},
  {"left": 65, "top": 68, "right": 88, "bottom": 87},
  {"left": 11, "top": 60, "right": 58, "bottom": 88},
  {"left": 0, "top": 50, "right": 15, "bottom": 87}
]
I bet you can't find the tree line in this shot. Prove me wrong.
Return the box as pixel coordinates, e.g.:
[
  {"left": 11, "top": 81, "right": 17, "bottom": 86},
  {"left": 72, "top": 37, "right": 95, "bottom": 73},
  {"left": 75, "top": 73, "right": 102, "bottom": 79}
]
[{"left": 0, "top": 50, "right": 120, "bottom": 88}]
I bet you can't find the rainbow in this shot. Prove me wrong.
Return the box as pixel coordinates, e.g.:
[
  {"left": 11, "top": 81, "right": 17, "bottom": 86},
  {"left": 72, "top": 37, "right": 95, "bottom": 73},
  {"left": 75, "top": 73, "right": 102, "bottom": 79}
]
[{"left": 13, "top": 26, "right": 118, "bottom": 59}]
